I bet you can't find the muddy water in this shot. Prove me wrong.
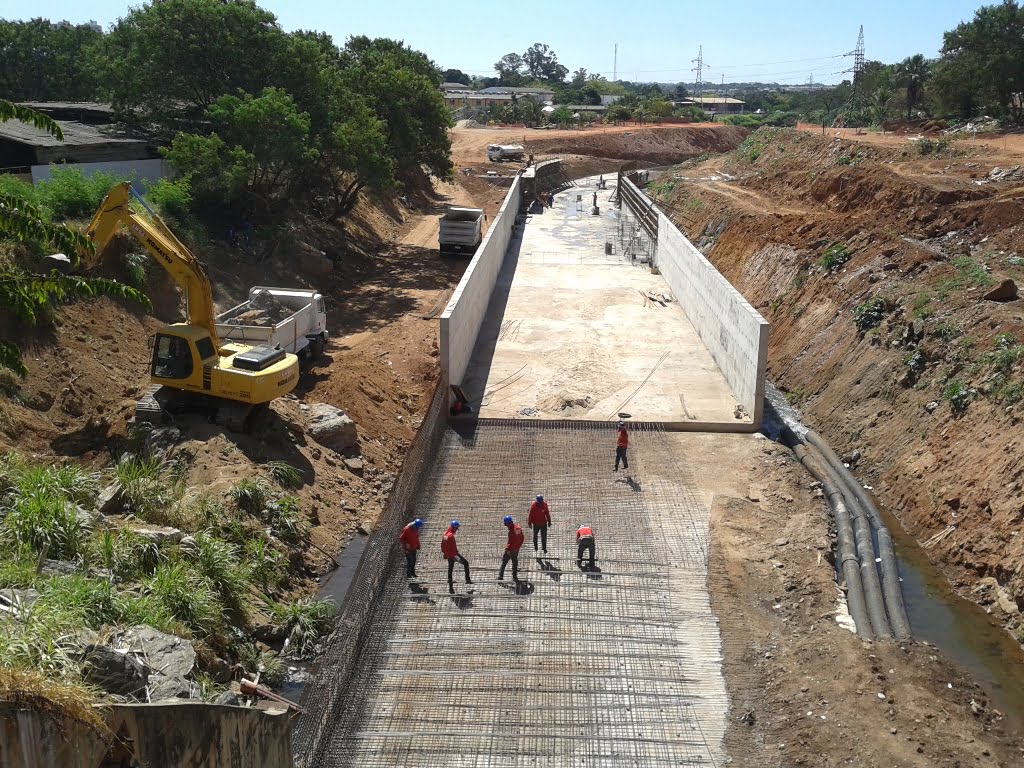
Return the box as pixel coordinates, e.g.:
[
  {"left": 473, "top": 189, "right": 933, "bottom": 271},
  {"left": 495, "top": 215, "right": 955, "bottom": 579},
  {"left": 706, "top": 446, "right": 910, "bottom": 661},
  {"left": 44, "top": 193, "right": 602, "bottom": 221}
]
[
  {"left": 278, "top": 532, "right": 368, "bottom": 702},
  {"left": 880, "top": 503, "right": 1024, "bottom": 734}
]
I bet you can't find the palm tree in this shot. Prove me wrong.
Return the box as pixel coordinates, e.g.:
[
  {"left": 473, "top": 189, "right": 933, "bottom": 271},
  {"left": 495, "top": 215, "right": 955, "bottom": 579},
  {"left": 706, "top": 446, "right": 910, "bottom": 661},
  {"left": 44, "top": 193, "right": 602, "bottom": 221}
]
[{"left": 894, "top": 54, "right": 931, "bottom": 121}]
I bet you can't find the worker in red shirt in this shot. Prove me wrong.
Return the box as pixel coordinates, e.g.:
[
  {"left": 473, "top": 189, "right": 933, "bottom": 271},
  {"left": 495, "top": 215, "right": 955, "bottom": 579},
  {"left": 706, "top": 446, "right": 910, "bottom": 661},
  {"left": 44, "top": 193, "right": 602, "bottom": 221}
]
[
  {"left": 576, "top": 524, "right": 596, "bottom": 570},
  {"left": 398, "top": 518, "right": 423, "bottom": 578},
  {"left": 498, "top": 515, "right": 524, "bottom": 582},
  {"left": 441, "top": 520, "right": 471, "bottom": 594},
  {"left": 527, "top": 494, "right": 552, "bottom": 553},
  {"left": 614, "top": 420, "right": 629, "bottom": 471}
]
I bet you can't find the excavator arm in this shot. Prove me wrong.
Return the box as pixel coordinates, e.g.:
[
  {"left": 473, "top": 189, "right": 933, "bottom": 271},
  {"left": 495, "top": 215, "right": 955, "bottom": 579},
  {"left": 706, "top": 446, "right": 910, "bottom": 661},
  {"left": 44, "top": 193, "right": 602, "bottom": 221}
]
[{"left": 84, "top": 182, "right": 223, "bottom": 352}]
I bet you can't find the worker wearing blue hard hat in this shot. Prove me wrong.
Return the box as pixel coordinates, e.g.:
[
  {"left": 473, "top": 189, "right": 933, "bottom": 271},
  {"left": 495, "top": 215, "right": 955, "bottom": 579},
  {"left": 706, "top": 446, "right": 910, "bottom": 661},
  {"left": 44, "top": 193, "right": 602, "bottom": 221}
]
[
  {"left": 398, "top": 518, "right": 423, "bottom": 579},
  {"left": 441, "top": 520, "right": 471, "bottom": 594},
  {"left": 498, "top": 515, "right": 524, "bottom": 583}
]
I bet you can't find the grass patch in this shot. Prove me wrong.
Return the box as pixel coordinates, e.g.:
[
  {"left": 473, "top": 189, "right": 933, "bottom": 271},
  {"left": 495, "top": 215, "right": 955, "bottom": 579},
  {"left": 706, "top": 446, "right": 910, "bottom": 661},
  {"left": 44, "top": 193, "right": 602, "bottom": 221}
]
[
  {"left": 146, "top": 562, "right": 224, "bottom": 636},
  {"left": 911, "top": 293, "right": 933, "bottom": 320},
  {"left": 943, "top": 379, "right": 975, "bottom": 417},
  {"left": 937, "top": 256, "right": 996, "bottom": 299},
  {"left": 229, "top": 478, "right": 270, "bottom": 515},
  {"left": 115, "top": 454, "right": 180, "bottom": 522},
  {"left": 0, "top": 667, "right": 109, "bottom": 737},
  {"left": 930, "top": 320, "right": 963, "bottom": 340},
  {"left": 266, "top": 460, "right": 303, "bottom": 490},
  {"left": 181, "top": 532, "right": 250, "bottom": 614},
  {"left": 271, "top": 597, "right": 336, "bottom": 659},
  {"left": 263, "top": 495, "right": 307, "bottom": 543}
]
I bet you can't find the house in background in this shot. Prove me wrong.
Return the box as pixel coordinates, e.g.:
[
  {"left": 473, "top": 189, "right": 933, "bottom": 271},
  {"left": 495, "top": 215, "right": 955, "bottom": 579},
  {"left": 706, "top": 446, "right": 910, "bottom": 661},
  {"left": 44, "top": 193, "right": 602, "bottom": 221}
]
[
  {"left": 0, "top": 102, "right": 166, "bottom": 188},
  {"left": 477, "top": 86, "right": 555, "bottom": 104}
]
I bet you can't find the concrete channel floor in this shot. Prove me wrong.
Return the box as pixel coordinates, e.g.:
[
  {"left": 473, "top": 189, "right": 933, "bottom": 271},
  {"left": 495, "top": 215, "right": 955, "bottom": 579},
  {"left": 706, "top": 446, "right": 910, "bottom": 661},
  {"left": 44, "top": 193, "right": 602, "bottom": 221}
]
[
  {"left": 461, "top": 176, "right": 747, "bottom": 427},
  {"left": 315, "top": 423, "right": 727, "bottom": 767}
]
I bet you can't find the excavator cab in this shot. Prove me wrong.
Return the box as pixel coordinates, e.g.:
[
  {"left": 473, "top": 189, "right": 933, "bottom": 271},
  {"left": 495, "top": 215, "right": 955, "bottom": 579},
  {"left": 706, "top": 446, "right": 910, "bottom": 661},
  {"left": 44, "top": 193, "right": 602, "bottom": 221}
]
[{"left": 150, "top": 330, "right": 215, "bottom": 382}]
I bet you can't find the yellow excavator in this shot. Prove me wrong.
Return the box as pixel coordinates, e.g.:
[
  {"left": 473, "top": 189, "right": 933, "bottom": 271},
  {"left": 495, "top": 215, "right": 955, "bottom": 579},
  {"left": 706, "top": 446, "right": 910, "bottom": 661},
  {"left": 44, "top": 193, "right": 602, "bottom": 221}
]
[{"left": 83, "top": 182, "right": 299, "bottom": 429}]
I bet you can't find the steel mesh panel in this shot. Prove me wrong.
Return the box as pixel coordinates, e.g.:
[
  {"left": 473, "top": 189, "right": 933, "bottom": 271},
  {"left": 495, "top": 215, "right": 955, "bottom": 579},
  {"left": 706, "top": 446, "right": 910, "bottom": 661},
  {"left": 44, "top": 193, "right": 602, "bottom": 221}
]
[{"left": 295, "top": 420, "right": 727, "bottom": 767}]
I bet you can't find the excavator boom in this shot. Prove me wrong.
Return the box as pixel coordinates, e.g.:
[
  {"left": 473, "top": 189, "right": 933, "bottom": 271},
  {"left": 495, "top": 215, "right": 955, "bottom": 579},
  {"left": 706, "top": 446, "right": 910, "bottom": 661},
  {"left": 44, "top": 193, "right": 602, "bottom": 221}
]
[{"left": 85, "top": 182, "right": 222, "bottom": 351}]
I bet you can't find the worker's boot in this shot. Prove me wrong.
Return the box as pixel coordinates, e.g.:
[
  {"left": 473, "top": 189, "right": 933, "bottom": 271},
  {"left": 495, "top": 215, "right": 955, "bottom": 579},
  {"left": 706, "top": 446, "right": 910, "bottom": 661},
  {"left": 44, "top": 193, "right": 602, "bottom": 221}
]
[{"left": 448, "top": 582, "right": 455, "bottom": 594}]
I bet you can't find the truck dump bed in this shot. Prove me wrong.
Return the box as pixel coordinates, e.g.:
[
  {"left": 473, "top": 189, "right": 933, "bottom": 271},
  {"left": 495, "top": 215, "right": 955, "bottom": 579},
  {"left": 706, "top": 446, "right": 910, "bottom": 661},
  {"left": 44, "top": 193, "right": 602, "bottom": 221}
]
[
  {"left": 216, "top": 287, "right": 325, "bottom": 355},
  {"left": 438, "top": 207, "right": 484, "bottom": 256}
]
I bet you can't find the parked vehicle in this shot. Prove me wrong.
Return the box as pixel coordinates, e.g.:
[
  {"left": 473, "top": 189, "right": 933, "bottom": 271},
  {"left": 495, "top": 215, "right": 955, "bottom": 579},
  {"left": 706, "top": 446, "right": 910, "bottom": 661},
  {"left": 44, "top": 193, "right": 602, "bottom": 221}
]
[
  {"left": 487, "top": 143, "right": 525, "bottom": 162},
  {"left": 439, "top": 207, "right": 485, "bottom": 257}
]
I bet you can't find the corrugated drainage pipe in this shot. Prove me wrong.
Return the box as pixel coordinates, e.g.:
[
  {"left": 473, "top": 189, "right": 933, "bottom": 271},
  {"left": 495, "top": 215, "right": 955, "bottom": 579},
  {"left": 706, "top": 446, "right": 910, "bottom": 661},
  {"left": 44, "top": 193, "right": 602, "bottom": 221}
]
[
  {"left": 793, "top": 443, "right": 874, "bottom": 640},
  {"left": 807, "top": 443, "right": 892, "bottom": 639},
  {"left": 804, "top": 430, "right": 912, "bottom": 641}
]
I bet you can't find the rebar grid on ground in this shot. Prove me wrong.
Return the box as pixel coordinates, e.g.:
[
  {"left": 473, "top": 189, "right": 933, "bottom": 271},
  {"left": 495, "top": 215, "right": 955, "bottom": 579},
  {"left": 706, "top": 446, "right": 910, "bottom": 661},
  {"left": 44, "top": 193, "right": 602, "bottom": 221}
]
[{"left": 300, "top": 422, "right": 727, "bottom": 767}]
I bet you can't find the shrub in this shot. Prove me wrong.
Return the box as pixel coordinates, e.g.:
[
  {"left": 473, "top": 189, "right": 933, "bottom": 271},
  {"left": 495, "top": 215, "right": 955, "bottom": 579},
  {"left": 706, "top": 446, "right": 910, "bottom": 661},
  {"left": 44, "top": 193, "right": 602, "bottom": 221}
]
[
  {"left": 266, "top": 461, "right": 302, "bottom": 490},
  {"left": 115, "top": 455, "right": 176, "bottom": 520},
  {"left": 943, "top": 379, "right": 975, "bottom": 416},
  {"left": 258, "top": 651, "right": 288, "bottom": 688},
  {"left": 903, "top": 349, "right": 926, "bottom": 378},
  {"left": 271, "top": 597, "right": 336, "bottom": 659},
  {"left": 181, "top": 532, "right": 250, "bottom": 612},
  {"left": 121, "top": 252, "right": 148, "bottom": 289},
  {"left": 145, "top": 176, "right": 193, "bottom": 223},
  {"left": 36, "top": 167, "right": 128, "bottom": 220},
  {"left": 264, "top": 495, "right": 307, "bottom": 543},
  {"left": 930, "top": 320, "right": 963, "bottom": 340},
  {"left": 819, "top": 243, "right": 851, "bottom": 272},
  {"left": 988, "top": 334, "right": 1022, "bottom": 372},
  {"left": 1, "top": 485, "right": 91, "bottom": 560},
  {"left": 836, "top": 155, "right": 852, "bottom": 166},
  {"left": 245, "top": 537, "right": 285, "bottom": 590},
  {"left": 853, "top": 297, "right": 886, "bottom": 333},
  {"left": 917, "top": 138, "right": 950, "bottom": 156},
  {"left": 229, "top": 478, "right": 269, "bottom": 515}
]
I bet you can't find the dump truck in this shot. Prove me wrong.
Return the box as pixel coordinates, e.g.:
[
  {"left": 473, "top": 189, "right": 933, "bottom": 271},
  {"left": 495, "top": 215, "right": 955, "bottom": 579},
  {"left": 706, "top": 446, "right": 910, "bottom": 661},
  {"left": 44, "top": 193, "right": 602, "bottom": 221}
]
[
  {"left": 216, "top": 287, "right": 328, "bottom": 359},
  {"left": 438, "top": 207, "right": 485, "bottom": 257},
  {"left": 487, "top": 143, "right": 525, "bottom": 162}
]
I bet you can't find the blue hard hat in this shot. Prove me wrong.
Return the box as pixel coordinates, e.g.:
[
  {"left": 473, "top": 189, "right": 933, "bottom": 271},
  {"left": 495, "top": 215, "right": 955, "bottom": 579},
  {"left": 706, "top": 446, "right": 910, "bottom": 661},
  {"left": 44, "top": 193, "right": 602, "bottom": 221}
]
[
  {"left": 413, "top": 518, "right": 423, "bottom": 528},
  {"left": 536, "top": 495, "right": 544, "bottom": 502},
  {"left": 450, "top": 520, "right": 460, "bottom": 529},
  {"left": 503, "top": 515, "right": 514, "bottom": 525}
]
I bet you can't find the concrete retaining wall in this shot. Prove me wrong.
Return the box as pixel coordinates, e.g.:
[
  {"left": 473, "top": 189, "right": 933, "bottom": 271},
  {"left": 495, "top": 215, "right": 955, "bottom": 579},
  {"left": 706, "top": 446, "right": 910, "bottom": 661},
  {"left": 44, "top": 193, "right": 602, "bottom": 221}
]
[
  {"left": 620, "top": 177, "right": 769, "bottom": 426},
  {"left": 440, "top": 174, "right": 522, "bottom": 387},
  {"left": 1, "top": 700, "right": 292, "bottom": 768}
]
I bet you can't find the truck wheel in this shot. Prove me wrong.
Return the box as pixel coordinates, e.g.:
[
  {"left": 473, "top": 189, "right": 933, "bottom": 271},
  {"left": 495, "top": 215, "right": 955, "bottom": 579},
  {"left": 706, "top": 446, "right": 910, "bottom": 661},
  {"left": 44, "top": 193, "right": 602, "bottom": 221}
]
[{"left": 311, "top": 335, "right": 326, "bottom": 359}]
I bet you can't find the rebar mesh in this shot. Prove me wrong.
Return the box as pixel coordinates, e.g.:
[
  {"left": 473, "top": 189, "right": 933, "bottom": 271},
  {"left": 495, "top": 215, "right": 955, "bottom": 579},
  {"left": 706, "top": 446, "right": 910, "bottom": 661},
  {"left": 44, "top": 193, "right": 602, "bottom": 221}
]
[{"left": 296, "top": 420, "right": 728, "bottom": 767}]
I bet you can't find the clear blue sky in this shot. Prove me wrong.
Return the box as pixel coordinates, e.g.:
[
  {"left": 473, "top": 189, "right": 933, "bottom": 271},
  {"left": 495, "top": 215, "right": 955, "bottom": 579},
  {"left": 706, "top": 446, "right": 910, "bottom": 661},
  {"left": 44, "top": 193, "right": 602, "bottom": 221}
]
[{"left": 4, "top": 0, "right": 983, "bottom": 85}]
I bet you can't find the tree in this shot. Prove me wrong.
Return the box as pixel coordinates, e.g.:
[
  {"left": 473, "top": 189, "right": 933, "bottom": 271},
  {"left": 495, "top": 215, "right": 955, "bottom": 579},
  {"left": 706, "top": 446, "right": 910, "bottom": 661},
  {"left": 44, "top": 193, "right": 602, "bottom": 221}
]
[
  {"left": 868, "top": 86, "right": 894, "bottom": 128},
  {"left": 549, "top": 106, "right": 573, "bottom": 125},
  {"left": 933, "top": 0, "right": 1024, "bottom": 123},
  {"left": 0, "top": 103, "right": 149, "bottom": 378},
  {"left": 522, "top": 43, "right": 568, "bottom": 82},
  {"left": 0, "top": 19, "right": 103, "bottom": 101},
  {"left": 340, "top": 36, "right": 453, "bottom": 181},
  {"left": 96, "top": 0, "right": 285, "bottom": 134},
  {"left": 894, "top": 54, "right": 931, "bottom": 120},
  {"left": 443, "top": 68, "right": 471, "bottom": 86},
  {"left": 494, "top": 53, "right": 526, "bottom": 85},
  {"left": 571, "top": 68, "right": 588, "bottom": 88}
]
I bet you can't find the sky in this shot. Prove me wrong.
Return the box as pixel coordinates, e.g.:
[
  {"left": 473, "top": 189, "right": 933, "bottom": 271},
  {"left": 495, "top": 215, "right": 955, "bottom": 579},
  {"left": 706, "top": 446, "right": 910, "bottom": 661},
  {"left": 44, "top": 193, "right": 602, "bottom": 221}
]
[{"left": 2, "top": 0, "right": 985, "bottom": 85}]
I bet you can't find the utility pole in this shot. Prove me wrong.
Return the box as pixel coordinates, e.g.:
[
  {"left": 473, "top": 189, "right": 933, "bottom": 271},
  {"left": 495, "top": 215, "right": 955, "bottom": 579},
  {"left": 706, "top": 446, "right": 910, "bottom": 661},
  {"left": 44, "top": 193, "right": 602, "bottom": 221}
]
[
  {"left": 852, "top": 26, "right": 865, "bottom": 103},
  {"left": 691, "top": 46, "right": 706, "bottom": 110},
  {"left": 613, "top": 43, "right": 618, "bottom": 82}
]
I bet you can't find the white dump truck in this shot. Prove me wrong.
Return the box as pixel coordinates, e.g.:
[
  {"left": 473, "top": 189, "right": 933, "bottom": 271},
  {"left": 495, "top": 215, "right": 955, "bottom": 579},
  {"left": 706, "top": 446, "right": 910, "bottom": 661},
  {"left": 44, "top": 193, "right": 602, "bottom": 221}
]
[
  {"left": 487, "top": 143, "right": 525, "bottom": 162},
  {"left": 216, "top": 287, "right": 328, "bottom": 359},
  {"left": 438, "top": 207, "right": 485, "bottom": 257}
]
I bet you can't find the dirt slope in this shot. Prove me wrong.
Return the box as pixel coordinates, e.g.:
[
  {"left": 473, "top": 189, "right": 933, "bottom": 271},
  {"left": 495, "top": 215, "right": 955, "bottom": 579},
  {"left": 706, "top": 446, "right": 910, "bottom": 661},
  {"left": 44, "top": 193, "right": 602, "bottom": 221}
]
[{"left": 658, "top": 127, "right": 1024, "bottom": 631}]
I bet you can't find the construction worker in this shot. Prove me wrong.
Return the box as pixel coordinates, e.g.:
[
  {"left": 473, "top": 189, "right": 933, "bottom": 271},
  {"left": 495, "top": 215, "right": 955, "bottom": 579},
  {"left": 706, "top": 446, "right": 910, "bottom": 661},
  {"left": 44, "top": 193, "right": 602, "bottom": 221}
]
[
  {"left": 498, "top": 515, "right": 524, "bottom": 582},
  {"left": 576, "top": 525, "right": 596, "bottom": 570},
  {"left": 441, "top": 520, "right": 471, "bottom": 594},
  {"left": 614, "top": 420, "right": 629, "bottom": 471},
  {"left": 398, "top": 518, "right": 423, "bottom": 578},
  {"left": 528, "top": 494, "right": 551, "bottom": 553}
]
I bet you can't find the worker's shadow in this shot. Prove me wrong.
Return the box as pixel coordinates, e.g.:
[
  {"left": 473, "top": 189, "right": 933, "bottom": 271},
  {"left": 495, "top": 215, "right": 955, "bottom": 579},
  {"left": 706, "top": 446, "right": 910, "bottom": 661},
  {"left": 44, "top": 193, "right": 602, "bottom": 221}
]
[
  {"left": 616, "top": 475, "right": 642, "bottom": 493},
  {"left": 499, "top": 580, "right": 536, "bottom": 596},
  {"left": 450, "top": 592, "right": 474, "bottom": 610},
  {"left": 536, "top": 558, "right": 562, "bottom": 583},
  {"left": 409, "top": 583, "right": 435, "bottom": 605},
  {"left": 581, "top": 564, "right": 604, "bottom": 581}
]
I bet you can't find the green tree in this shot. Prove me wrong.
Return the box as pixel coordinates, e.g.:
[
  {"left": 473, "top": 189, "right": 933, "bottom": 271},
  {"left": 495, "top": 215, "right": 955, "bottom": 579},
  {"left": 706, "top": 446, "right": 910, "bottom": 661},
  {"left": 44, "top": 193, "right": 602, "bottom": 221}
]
[
  {"left": 894, "top": 54, "right": 932, "bottom": 120},
  {"left": 96, "top": 0, "right": 284, "bottom": 134},
  {"left": 494, "top": 53, "right": 526, "bottom": 85},
  {"left": 163, "top": 88, "right": 317, "bottom": 211},
  {"left": 443, "top": 68, "right": 471, "bottom": 86},
  {"left": 571, "top": 68, "right": 588, "bottom": 88},
  {"left": 0, "top": 19, "right": 103, "bottom": 101},
  {"left": 934, "top": 0, "right": 1024, "bottom": 123},
  {"left": 340, "top": 36, "right": 453, "bottom": 181},
  {"left": 549, "top": 106, "right": 574, "bottom": 125},
  {"left": 868, "top": 86, "right": 894, "bottom": 128},
  {"left": 522, "top": 43, "right": 568, "bottom": 82},
  {"left": 0, "top": 104, "right": 150, "bottom": 378}
]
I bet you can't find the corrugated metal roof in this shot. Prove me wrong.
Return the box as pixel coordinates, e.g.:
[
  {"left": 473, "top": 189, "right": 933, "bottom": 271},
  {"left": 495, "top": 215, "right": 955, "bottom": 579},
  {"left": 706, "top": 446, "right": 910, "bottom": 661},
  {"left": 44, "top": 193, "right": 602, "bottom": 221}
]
[{"left": 0, "top": 120, "right": 144, "bottom": 149}]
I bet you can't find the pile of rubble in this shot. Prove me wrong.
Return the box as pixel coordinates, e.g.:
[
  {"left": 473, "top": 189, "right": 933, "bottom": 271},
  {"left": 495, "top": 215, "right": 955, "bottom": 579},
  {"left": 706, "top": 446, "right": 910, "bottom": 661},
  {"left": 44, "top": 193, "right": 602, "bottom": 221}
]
[{"left": 223, "top": 290, "right": 292, "bottom": 327}]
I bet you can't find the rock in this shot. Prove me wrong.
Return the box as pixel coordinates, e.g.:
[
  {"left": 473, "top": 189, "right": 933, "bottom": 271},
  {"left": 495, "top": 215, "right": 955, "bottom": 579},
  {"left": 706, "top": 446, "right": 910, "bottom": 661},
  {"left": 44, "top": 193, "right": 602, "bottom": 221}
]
[
  {"left": 128, "top": 524, "right": 183, "bottom": 546},
  {"left": 970, "top": 698, "right": 983, "bottom": 715},
  {"left": 925, "top": 401, "right": 940, "bottom": 413},
  {"left": 214, "top": 690, "right": 242, "bottom": 706},
  {"left": 357, "top": 520, "right": 372, "bottom": 534},
  {"left": 746, "top": 488, "right": 761, "bottom": 503},
  {"left": 40, "top": 559, "right": 78, "bottom": 577},
  {"left": 773, "top": 538, "right": 790, "bottom": 547},
  {"left": 307, "top": 403, "right": 358, "bottom": 453},
  {"left": 343, "top": 457, "right": 364, "bottom": 476},
  {"left": 81, "top": 644, "right": 149, "bottom": 698},
  {"left": 116, "top": 625, "right": 196, "bottom": 680},
  {"left": 205, "top": 655, "right": 233, "bottom": 684},
  {"left": 149, "top": 675, "right": 195, "bottom": 701},
  {"left": 0, "top": 588, "right": 40, "bottom": 613},
  {"left": 945, "top": 497, "right": 961, "bottom": 511},
  {"left": 96, "top": 482, "right": 124, "bottom": 515},
  {"left": 983, "top": 279, "right": 1018, "bottom": 302},
  {"left": 146, "top": 426, "right": 181, "bottom": 457}
]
